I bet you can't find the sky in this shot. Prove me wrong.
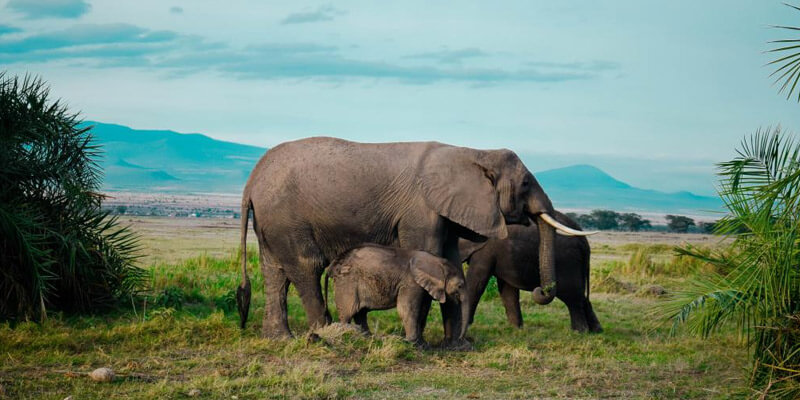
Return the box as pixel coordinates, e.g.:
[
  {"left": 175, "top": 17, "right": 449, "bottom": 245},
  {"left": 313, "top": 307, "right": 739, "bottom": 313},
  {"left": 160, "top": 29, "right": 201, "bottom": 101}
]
[{"left": 2, "top": 0, "right": 799, "bottom": 195}]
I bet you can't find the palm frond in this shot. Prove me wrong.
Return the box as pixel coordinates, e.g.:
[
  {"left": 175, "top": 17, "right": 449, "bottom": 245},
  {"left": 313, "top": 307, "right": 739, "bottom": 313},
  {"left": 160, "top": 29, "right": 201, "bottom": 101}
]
[
  {"left": 768, "top": 4, "right": 800, "bottom": 102},
  {"left": 0, "top": 73, "right": 143, "bottom": 321},
  {"left": 661, "top": 127, "right": 800, "bottom": 395}
]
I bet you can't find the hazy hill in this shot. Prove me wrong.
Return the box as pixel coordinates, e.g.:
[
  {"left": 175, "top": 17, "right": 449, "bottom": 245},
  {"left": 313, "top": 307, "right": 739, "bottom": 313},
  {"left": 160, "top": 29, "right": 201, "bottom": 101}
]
[
  {"left": 86, "top": 122, "right": 722, "bottom": 214},
  {"left": 536, "top": 164, "right": 722, "bottom": 214},
  {"left": 84, "top": 121, "right": 265, "bottom": 193}
]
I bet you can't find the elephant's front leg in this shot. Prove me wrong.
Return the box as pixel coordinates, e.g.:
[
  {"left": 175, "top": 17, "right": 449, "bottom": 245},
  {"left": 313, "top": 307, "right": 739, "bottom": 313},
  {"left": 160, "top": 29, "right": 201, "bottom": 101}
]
[
  {"left": 293, "top": 269, "right": 332, "bottom": 330},
  {"left": 353, "top": 309, "right": 371, "bottom": 334},
  {"left": 397, "top": 290, "right": 427, "bottom": 346},
  {"left": 497, "top": 279, "right": 522, "bottom": 328},
  {"left": 464, "top": 256, "right": 494, "bottom": 325},
  {"left": 440, "top": 229, "right": 466, "bottom": 346}
]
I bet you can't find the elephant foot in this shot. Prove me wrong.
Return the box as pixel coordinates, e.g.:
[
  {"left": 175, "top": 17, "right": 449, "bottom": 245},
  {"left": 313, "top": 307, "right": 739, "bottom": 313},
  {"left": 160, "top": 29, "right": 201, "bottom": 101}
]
[
  {"left": 307, "top": 332, "right": 322, "bottom": 344},
  {"left": 441, "top": 337, "right": 473, "bottom": 351},
  {"left": 412, "top": 339, "right": 430, "bottom": 350},
  {"left": 261, "top": 327, "right": 293, "bottom": 340},
  {"left": 589, "top": 323, "right": 603, "bottom": 333}
]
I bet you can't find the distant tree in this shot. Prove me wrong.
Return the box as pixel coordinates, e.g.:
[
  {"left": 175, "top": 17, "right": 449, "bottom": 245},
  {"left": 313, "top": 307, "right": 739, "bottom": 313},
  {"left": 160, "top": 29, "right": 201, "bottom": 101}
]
[
  {"left": 0, "top": 74, "right": 142, "bottom": 321},
  {"left": 576, "top": 214, "right": 596, "bottom": 229},
  {"left": 619, "top": 213, "right": 652, "bottom": 232},
  {"left": 564, "top": 212, "right": 579, "bottom": 222},
  {"left": 115, "top": 205, "right": 127, "bottom": 214},
  {"left": 666, "top": 215, "right": 695, "bottom": 233},
  {"left": 698, "top": 220, "right": 717, "bottom": 234},
  {"left": 590, "top": 209, "right": 620, "bottom": 230}
]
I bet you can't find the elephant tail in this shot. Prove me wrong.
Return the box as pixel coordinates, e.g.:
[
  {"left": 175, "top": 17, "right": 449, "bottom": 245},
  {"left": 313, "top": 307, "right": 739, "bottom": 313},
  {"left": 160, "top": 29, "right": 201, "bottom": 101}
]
[
  {"left": 323, "top": 269, "right": 330, "bottom": 318},
  {"left": 582, "top": 236, "right": 591, "bottom": 300},
  {"left": 236, "top": 197, "right": 253, "bottom": 330}
]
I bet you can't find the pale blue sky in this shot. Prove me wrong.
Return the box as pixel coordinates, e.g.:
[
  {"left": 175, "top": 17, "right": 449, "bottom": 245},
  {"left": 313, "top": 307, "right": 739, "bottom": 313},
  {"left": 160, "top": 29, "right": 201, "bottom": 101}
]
[{"left": 2, "top": 0, "right": 799, "bottom": 195}]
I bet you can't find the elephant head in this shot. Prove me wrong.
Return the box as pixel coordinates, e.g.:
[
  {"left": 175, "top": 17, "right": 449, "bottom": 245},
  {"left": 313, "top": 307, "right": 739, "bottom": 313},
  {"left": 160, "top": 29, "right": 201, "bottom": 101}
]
[
  {"left": 420, "top": 146, "right": 594, "bottom": 306},
  {"left": 410, "top": 253, "right": 470, "bottom": 337}
]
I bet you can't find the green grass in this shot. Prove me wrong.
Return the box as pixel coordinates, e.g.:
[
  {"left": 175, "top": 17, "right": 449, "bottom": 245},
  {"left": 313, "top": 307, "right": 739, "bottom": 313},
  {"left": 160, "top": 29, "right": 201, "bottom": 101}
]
[{"left": 0, "top": 245, "right": 750, "bottom": 399}]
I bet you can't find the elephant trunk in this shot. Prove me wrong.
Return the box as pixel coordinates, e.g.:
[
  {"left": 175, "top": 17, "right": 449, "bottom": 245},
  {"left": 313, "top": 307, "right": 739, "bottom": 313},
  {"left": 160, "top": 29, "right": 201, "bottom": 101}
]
[
  {"left": 532, "top": 216, "right": 556, "bottom": 305},
  {"left": 459, "top": 289, "right": 470, "bottom": 339}
]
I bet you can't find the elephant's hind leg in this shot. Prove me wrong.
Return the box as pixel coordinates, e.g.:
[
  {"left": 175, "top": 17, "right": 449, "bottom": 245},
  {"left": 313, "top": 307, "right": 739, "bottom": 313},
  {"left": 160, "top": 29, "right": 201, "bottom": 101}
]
[
  {"left": 564, "top": 297, "right": 591, "bottom": 333},
  {"left": 584, "top": 300, "right": 603, "bottom": 333},
  {"left": 498, "top": 279, "right": 523, "bottom": 328},
  {"left": 259, "top": 254, "right": 292, "bottom": 338}
]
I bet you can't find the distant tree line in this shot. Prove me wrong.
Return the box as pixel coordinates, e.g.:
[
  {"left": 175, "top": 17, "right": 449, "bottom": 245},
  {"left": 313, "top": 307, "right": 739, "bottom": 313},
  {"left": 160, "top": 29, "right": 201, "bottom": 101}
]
[{"left": 565, "top": 210, "right": 716, "bottom": 233}]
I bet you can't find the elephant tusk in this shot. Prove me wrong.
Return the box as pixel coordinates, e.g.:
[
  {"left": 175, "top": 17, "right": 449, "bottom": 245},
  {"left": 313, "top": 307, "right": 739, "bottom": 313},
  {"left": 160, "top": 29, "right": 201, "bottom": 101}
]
[{"left": 540, "top": 213, "right": 599, "bottom": 236}]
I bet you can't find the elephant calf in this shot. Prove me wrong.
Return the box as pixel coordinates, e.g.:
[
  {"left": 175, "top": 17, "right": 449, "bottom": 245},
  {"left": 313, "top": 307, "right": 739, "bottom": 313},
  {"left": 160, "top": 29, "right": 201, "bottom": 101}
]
[
  {"left": 461, "top": 211, "right": 602, "bottom": 333},
  {"left": 325, "top": 244, "right": 469, "bottom": 345}
]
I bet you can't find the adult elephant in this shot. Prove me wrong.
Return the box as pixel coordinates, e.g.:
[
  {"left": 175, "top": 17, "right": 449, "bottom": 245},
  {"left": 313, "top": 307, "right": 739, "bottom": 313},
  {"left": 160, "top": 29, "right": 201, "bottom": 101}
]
[
  {"left": 460, "top": 211, "right": 602, "bottom": 333},
  {"left": 236, "top": 137, "right": 586, "bottom": 343}
]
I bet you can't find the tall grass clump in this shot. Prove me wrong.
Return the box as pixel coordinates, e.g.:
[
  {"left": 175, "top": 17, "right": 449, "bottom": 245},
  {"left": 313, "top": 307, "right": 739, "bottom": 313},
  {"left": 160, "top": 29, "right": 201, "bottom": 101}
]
[
  {"left": 0, "top": 74, "right": 142, "bottom": 321},
  {"left": 663, "top": 129, "right": 800, "bottom": 397},
  {"left": 623, "top": 246, "right": 715, "bottom": 277}
]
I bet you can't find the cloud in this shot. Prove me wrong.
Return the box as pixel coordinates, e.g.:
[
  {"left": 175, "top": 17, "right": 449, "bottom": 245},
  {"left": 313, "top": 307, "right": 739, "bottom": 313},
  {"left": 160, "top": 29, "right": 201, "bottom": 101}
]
[
  {"left": 0, "top": 24, "right": 204, "bottom": 67},
  {"left": 281, "top": 4, "right": 344, "bottom": 25},
  {"left": 170, "top": 6, "right": 183, "bottom": 14},
  {"left": 526, "top": 60, "right": 621, "bottom": 72},
  {"left": 162, "top": 44, "right": 598, "bottom": 84},
  {"left": 405, "top": 48, "right": 489, "bottom": 65},
  {"left": 0, "top": 24, "right": 178, "bottom": 54},
  {"left": 6, "top": 0, "right": 91, "bottom": 19},
  {"left": 0, "top": 25, "right": 22, "bottom": 36},
  {"left": 0, "top": 23, "right": 618, "bottom": 85}
]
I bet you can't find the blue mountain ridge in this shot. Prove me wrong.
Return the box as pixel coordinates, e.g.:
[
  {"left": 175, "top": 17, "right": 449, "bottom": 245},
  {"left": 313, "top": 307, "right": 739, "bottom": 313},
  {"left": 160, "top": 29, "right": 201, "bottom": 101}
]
[{"left": 84, "top": 121, "right": 722, "bottom": 214}]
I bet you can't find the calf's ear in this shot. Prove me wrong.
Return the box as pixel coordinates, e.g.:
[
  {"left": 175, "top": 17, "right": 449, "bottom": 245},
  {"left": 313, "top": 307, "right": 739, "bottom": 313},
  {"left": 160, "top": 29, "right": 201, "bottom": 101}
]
[{"left": 410, "top": 256, "right": 447, "bottom": 303}]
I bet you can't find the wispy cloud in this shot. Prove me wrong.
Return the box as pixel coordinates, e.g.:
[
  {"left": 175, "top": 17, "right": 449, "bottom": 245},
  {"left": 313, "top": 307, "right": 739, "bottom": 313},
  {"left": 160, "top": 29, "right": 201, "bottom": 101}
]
[
  {"left": 0, "top": 24, "right": 177, "bottom": 54},
  {"left": 6, "top": 0, "right": 91, "bottom": 19},
  {"left": 281, "top": 4, "right": 344, "bottom": 25},
  {"left": 158, "top": 43, "right": 600, "bottom": 84},
  {"left": 0, "top": 23, "right": 209, "bottom": 67},
  {"left": 0, "top": 23, "right": 618, "bottom": 85},
  {"left": 169, "top": 6, "right": 183, "bottom": 14},
  {"left": 405, "top": 48, "right": 489, "bottom": 65},
  {"left": 0, "top": 25, "right": 22, "bottom": 36},
  {"left": 526, "top": 60, "right": 621, "bottom": 72}
]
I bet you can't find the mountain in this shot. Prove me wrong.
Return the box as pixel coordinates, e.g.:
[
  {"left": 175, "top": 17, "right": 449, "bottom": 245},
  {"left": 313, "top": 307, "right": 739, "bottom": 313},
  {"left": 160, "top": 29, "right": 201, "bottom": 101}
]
[
  {"left": 535, "top": 164, "right": 722, "bottom": 214},
  {"left": 83, "top": 121, "right": 266, "bottom": 192},
  {"left": 86, "top": 122, "right": 722, "bottom": 214}
]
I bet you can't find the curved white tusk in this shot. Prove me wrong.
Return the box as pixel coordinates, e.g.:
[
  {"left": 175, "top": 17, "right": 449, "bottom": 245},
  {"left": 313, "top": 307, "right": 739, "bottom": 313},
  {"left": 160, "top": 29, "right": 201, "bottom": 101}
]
[
  {"left": 540, "top": 213, "right": 599, "bottom": 236},
  {"left": 556, "top": 229, "right": 576, "bottom": 236}
]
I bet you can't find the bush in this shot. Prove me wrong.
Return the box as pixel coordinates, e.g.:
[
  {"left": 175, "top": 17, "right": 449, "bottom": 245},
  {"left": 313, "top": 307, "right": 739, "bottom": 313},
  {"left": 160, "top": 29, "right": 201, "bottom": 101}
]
[
  {"left": 0, "top": 74, "right": 143, "bottom": 321},
  {"left": 665, "top": 215, "right": 695, "bottom": 233},
  {"left": 664, "top": 129, "right": 800, "bottom": 397}
]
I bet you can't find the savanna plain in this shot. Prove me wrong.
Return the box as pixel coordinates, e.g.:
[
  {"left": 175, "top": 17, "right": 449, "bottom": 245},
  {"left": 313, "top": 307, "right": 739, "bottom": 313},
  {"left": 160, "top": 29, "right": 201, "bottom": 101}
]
[{"left": 0, "top": 217, "right": 748, "bottom": 399}]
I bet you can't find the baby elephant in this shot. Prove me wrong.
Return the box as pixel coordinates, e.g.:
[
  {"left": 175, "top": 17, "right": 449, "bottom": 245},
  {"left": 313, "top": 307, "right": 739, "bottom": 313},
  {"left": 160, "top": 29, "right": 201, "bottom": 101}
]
[{"left": 325, "top": 244, "right": 469, "bottom": 345}]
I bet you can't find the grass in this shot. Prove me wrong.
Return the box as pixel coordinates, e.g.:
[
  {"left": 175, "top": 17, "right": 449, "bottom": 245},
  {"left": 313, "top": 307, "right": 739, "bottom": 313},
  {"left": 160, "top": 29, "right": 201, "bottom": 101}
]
[{"left": 0, "top": 226, "right": 752, "bottom": 399}]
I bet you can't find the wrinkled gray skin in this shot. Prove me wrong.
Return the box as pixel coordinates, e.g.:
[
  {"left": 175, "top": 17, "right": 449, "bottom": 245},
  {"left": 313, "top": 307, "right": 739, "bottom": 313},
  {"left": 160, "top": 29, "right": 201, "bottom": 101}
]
[
  {"left": 325, "top": 244, "right": 469, "bottom": 346},
  {"left": 460, "top": 211, "right": 602, "bottom": 333},
  {"left": 237, "top": 137, "right": 558, "bottom": 345}
]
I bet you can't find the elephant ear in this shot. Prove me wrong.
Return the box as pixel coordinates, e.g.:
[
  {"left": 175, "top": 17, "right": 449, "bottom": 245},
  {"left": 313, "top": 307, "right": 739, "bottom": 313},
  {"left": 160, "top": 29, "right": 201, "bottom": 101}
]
[
  {"left": 419, "top": 147, "right": 508, "bottom": 239},
  {"left": 410, "top": 256, "right": 447, "bottom": 303}
]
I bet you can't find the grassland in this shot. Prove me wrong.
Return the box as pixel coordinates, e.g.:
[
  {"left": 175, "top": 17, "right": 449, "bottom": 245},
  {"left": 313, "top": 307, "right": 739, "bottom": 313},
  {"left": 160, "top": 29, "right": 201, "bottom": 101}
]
[{"left": 0, "top": 218, "right": 749, "bottom": 399}]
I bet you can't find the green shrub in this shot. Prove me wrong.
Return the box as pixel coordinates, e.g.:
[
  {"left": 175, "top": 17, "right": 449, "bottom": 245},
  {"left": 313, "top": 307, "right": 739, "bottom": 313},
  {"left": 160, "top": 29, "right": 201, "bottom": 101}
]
[
  {"left": 664, "top": 130, "right": 800, "bottom": 397},
  {"left": 0, "top": 74, "right": 142, "bottom": 321}
]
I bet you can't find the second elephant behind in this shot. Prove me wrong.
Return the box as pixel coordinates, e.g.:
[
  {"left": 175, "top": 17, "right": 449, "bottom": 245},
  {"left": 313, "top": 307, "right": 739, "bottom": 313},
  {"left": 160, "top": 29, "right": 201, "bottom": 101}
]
[{"left": 460, "top": 211, "right": 602, "bottom": 333}]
